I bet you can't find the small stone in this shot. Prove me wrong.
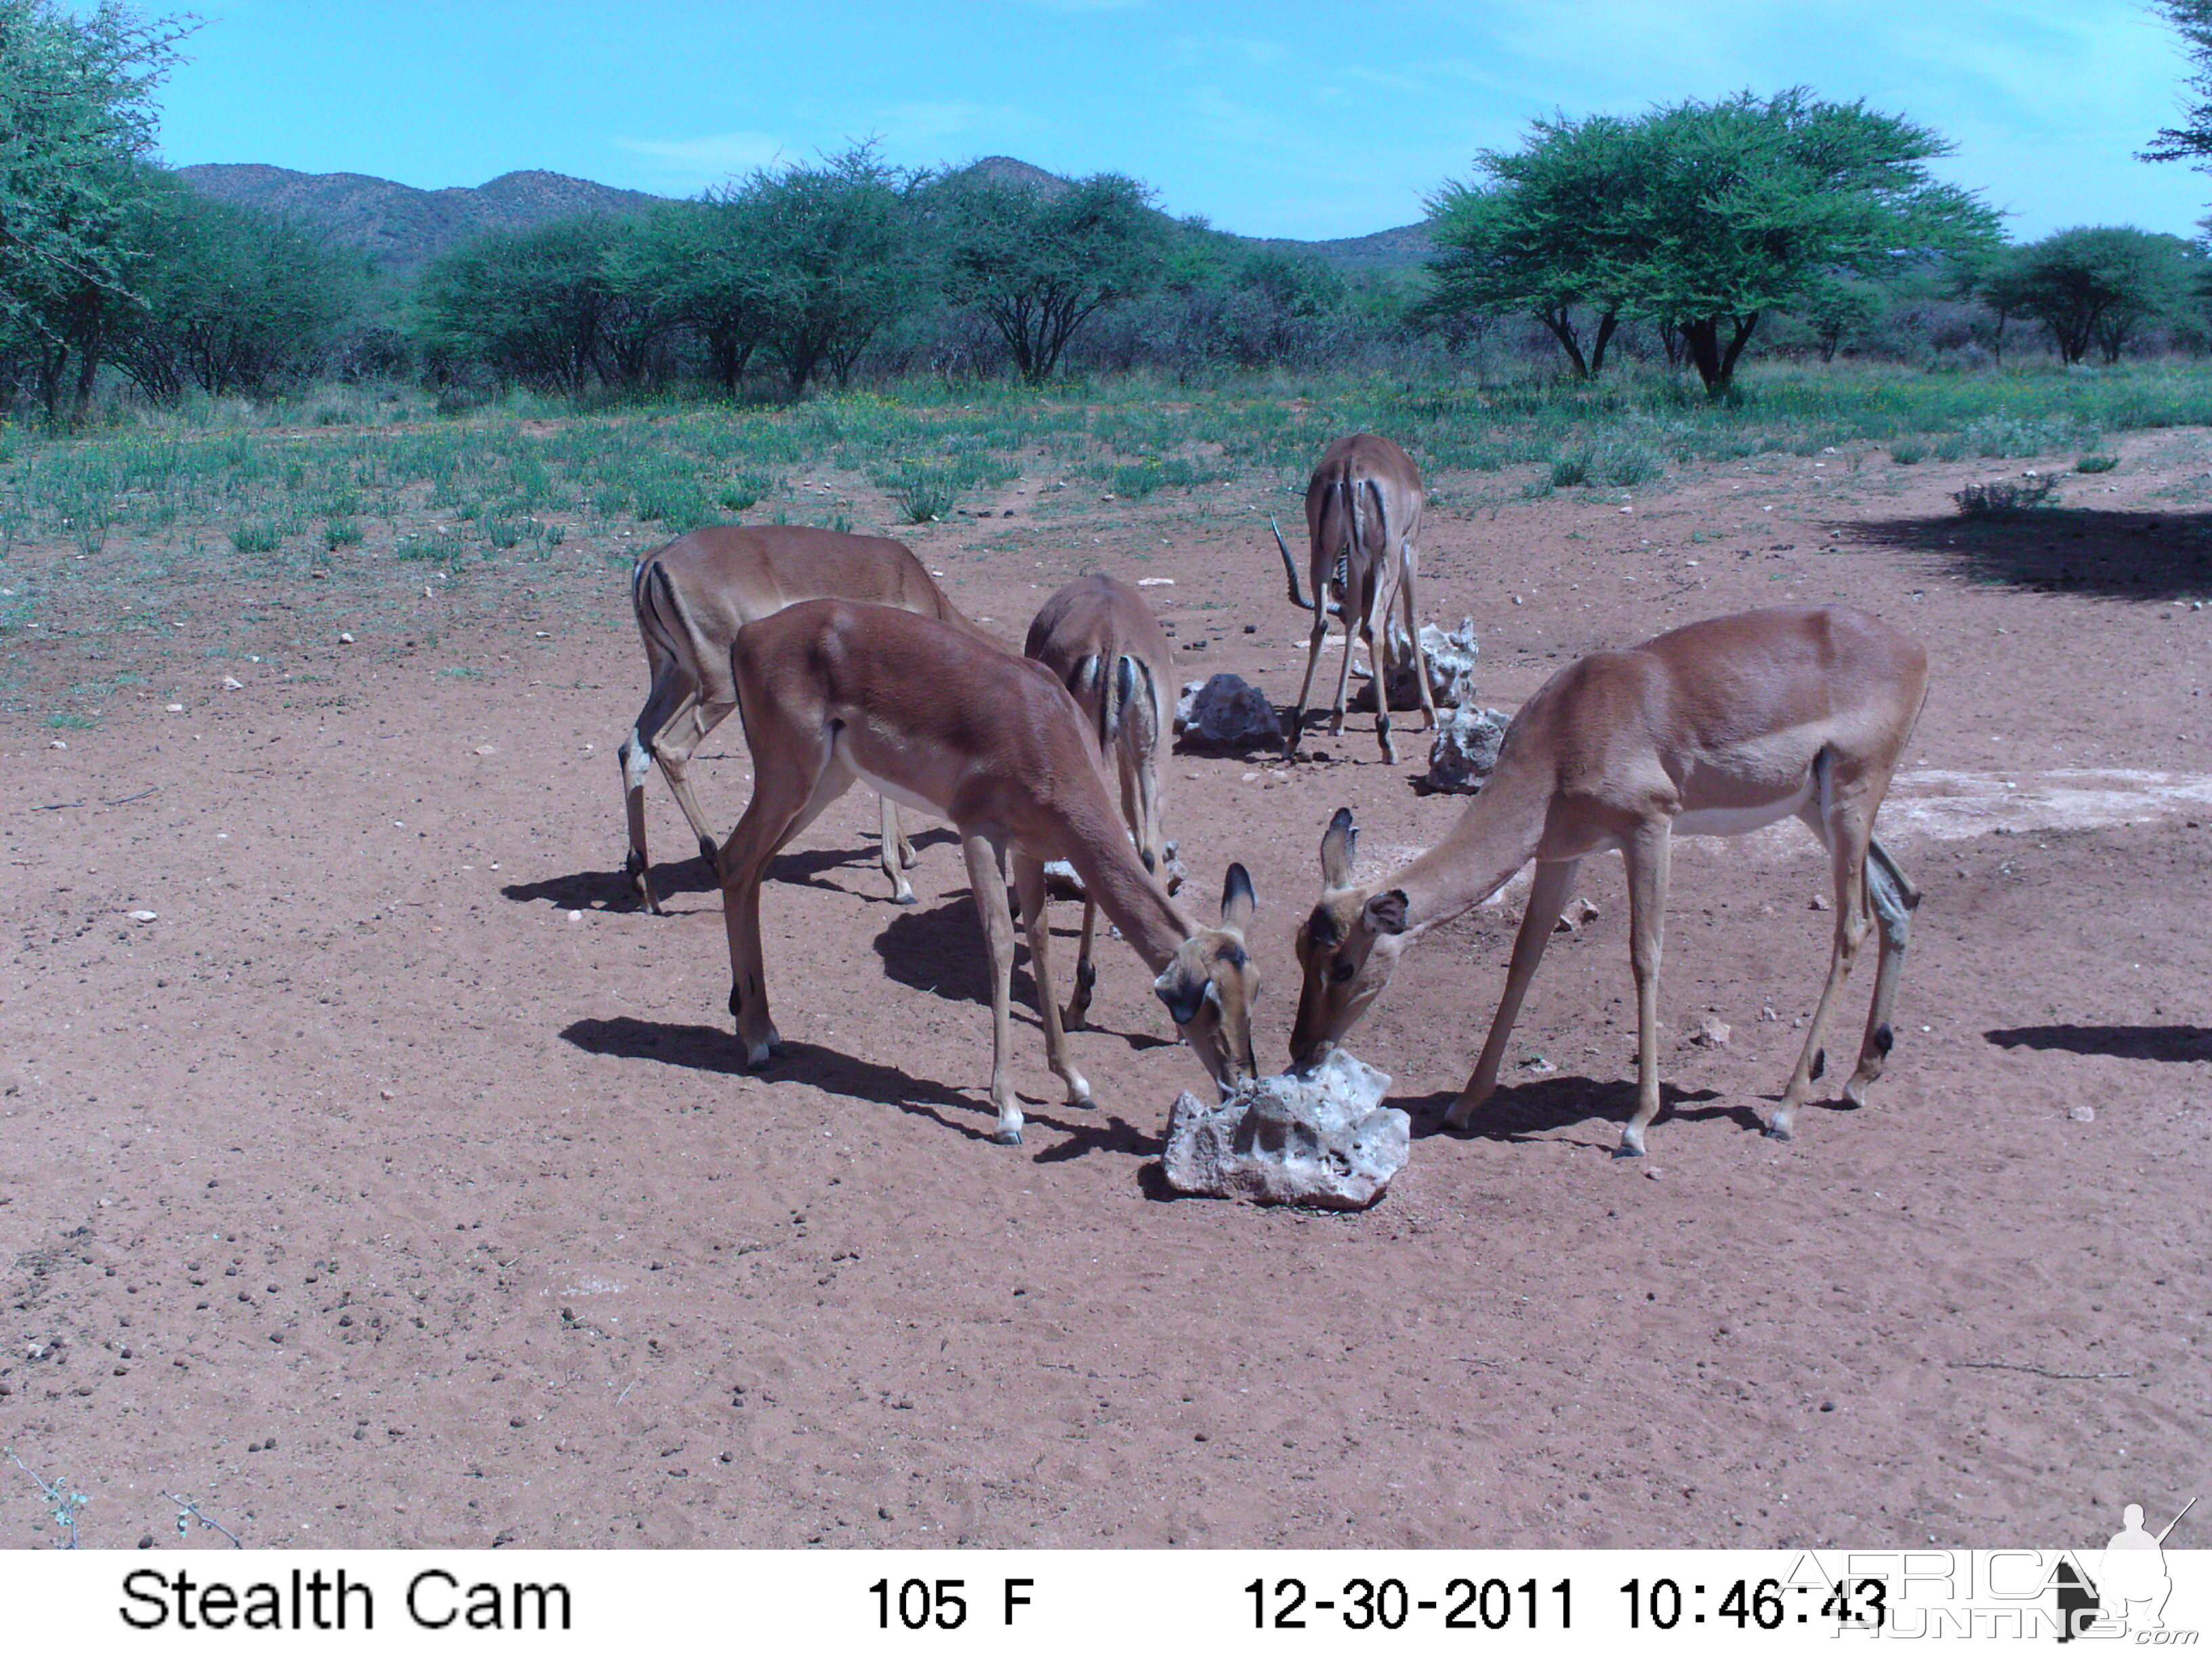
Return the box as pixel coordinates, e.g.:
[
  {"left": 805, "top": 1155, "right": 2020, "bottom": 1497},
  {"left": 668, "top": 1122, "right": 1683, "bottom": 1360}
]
[
  {"left": 1809, "top": 893, "right": 1830, "bottom": 911},
  {"left": 567, "top": 909, "right": 583, "bottom": 922},
  {"left": 1687, "top": 1014, "right": 1732, "bottom": 1049},
  {"left": 1645, "top": 1167, "right": 1664, "bottom": 1181},
  {"left": 222, "top": 676, "right": 243, "bottom": 690},
  {"left": 1555, "top": 897, "right": 1601, "bottom": 934},
  {"left": 49, "top": 739, "right": 66, "bottom": 749},
  {"left": 338, "top": 632, "right": 354, "bottom": 644},
  {"left": 1163, "top": 1050, "right": 1408, "bottom": 1209},
  {"left": 2068, "top": 1105, "right": 2095, "bottom": 1123},
  {"left": 380, "top": 1088, "right": 394, "bottom": 1101},
  {"left": 127, "top": 910, "right": 158, "bottom": 923},
  {"left": 165, "top": 703, "right": 184, "bottom": 713}
]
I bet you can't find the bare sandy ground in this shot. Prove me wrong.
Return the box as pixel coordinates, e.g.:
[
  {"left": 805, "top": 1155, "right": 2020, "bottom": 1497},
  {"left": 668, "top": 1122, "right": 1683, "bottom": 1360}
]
[{"left": 1, "top": 425, "right": 2206, "bottom": 1549}]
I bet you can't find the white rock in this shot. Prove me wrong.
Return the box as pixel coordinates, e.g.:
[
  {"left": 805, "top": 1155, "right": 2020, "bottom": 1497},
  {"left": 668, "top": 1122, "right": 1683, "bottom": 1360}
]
[
  {"left": 165, "top": 703, "right": 184, "bottom": 712},
  {"left": 2068, "top": 1105, "right": 2095, "bottom": 1123},
  {"left": 338, "top": 632, "right": 354, "bottom": 644},
  {"left": 1426, "top": 705, "right": 1511, "bottom": 792},
  {"left": 127, "top": 910, "right": 158, "bottom": 922},
  {"left": 1163, "top": 1050, "right": 1410, "bottom": 1210},
  {"left": 222, "top": 676, "right": 243, "bottom": 691}
]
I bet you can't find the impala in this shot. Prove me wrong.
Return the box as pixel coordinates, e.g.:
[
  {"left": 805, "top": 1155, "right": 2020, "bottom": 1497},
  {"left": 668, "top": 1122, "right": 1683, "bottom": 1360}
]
[
  {"left": 1273, "top": 433, "right": 1435, "bottom": 762},
  {"left": 718, "top": 599, "right": 1260, "bottom": 1146},
  {"left": 619, "top": 523, "right": 989, "bottom": 913},
  {"left": 1023, "top": 573, "right": 1176, "bottom": 1029},
  {"left": 1290, "top": 606, "right": 1929, "bottom": 1156}
]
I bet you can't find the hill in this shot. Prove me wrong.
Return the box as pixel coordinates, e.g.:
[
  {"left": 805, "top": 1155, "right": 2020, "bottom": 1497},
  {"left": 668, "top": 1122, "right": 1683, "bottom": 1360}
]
[
  {"left": 174, "top": 158, "right": 1432, "bottom": 279},
  {"left": 173, "top": 164, "right": 668, "bottom": 272}
]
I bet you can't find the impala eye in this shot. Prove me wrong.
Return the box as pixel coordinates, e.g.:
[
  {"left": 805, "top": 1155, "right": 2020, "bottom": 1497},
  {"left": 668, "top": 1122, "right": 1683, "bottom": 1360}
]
[{"left": 1330, "top": 958, "right": 1357, "bottom": 983}]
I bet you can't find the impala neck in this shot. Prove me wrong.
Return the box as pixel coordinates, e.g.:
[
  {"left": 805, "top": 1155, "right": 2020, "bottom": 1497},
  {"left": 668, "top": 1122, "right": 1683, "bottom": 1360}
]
[
  {"left": 1390, "top": 761, "right": 1552, "bottom": 936},
  {"left": 1061, "top": 834, "right": 1191, "bottom": 970}
]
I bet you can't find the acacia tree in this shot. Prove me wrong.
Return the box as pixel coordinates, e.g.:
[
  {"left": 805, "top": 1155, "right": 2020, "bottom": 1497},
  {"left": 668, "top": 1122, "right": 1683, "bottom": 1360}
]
[
  {"left": 2143, "top": 0, "right": 2212, "bottom": 166},
  {"left": 0, "top": 0, "right": 190, "bottom": 417},
  {"left": 935, "top": 169, "right": 1167, "bottom": 384},
  {"left": 738, "top": 146, "right": 922, "bottom": 398},
  {"left": 1424, "top": 114, "right": 1640, "bottom": 378},
  {"left": 105, "top": 177, "right": 361, "bottom": 399},
  {"left": 1427, "top": 90, "right": 1999, "bottom": 393},
  {"left": 419, "top": 218, "right": 625, "bottom": 392},
  {"left": 1980, "top": 228, "right": 2197, "bottom": 364}
]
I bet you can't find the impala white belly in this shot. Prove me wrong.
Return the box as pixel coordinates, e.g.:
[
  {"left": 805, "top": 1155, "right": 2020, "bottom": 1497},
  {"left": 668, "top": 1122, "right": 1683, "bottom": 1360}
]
[
  {"left": 1674, "top": 777, "right": 1814, "bottom": 838},
  {"left": 836, "top": 730, "right": 949, "bottom": 822}
]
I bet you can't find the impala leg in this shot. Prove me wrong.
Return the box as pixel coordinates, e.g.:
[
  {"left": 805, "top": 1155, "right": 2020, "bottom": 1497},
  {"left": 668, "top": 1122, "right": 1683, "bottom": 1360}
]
[
  {"left": 1287, "top": 612, "right": 1329, "bottom": 752},
  {"left": 878, "top": 794, "right": 917, "bottom": 905},
  {"left": 1065, "top": 899, "right": 1101, "bottom": 1030},
  {"left": 1618, "top": 827, "right": 1672, "bottom": 1158},
  {"left": 1448, "top": 858, "right": 1578, "bottom": 1129},
  {"left": 619, "top": 738, "right": 659, "bottom": 912},
  {"left": 1770, "top": 806, "right": 1875, "bottom": 1142},
  {"left": 1328, "top": 600, "right": 1361, "bottom": 740},
  {"left": 962, "top": 833, "right": 1027, "bottom": 1145},
  {"left": 1844, "top": 836, "right": 1918, "bottom": 1109},
  {"left": 1015, "top": 854, "right": 1092, "bottom": 1111},
  {"left": 621, "top": 668, "right": 712, "bottom": 913},
  {"left": 655, "top": 701, "right": 736, "bottom": 874},
  {"left": 1397, "top": 550, "right": 1437, "bottom": 732},
  {"left": 1361, "top": 605, "right": 1397, "bottom": 764},
  {"left": 719, "top": 745, "right": 851, "bottom": 1068}
]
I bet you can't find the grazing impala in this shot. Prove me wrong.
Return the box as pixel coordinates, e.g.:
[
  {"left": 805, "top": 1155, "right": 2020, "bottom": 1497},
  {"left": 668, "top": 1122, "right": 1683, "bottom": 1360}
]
[
  {"left": 718, "top": 599, "right": 1261, "bottom": 1146},
  {"left": 1290, "top": 607, "right": 1929, "bottom": 1156},
  {"left": 619, "top": 523, "right": 990, "bottom": 913},
  {"left": 1273, "top": 433, "right": 1436, "bottom": 762},
  {"left": 1023, "top": 573, "right": 1176, "bottom": 1029}
]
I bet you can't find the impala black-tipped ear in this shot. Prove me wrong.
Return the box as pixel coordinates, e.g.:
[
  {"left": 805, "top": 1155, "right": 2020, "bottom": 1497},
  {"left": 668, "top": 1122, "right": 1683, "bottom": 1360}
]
[
  {"left": 1319, "top": 807, "right": 1357, "bottom": 889},
  {"left": 1364, "top": 888, "right": 1409, "bottom": 936},
  {"left": 1155, "top": 971, "right": 1206, "bottom": 1029},
  {"left": 1220, "top": 862, "right": 1255, "bottom": 933}
]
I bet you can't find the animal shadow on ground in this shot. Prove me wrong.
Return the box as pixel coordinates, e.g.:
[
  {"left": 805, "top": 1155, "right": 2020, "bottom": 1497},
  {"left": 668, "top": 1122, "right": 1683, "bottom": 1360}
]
[
  {"left": 501, "top": 827, "right": 962, "bottom": 912},
  {"left": 873, "top": 895, "right": 1182, "bottom": 1054},
  {"left": 1986, "top": 1024, "right": 2212, "bottom": 1063},
  {"left": 559, "top": 1016, "right": 1144, "bottom": 1155},
  {"left": 1840, "top": 507, "right": 2212, "bottom": 600},
  {"left": 1391, "top": 1076, "right": 1748, "bottom": 1148}
]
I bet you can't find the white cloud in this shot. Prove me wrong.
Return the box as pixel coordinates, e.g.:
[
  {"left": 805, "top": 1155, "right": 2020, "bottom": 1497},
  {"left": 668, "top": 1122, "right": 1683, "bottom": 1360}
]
[{"left": 613, "top": 129, "right": 788, "bottom": 184}]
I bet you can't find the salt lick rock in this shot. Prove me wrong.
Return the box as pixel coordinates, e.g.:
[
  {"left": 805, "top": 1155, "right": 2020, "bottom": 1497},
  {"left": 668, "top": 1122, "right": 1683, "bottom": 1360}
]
[
  {"left": 1162, "top": 1049, "right": 1410, "bottom": 1210},
  {"left": 1426, "top": 704, "right": 1511, "bottom": 792},
  {"left": 1174, "top": 673, "right": 1284, "bottom": 751},
  {"left": 1352, "top": 616, "right": 1482, "bottom": 712}
]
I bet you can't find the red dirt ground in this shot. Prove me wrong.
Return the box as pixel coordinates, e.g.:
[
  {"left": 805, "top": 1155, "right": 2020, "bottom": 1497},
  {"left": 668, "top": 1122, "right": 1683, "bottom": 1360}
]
[{"left": 1, "top": 429, "right": 2207, "bottom": 1550}]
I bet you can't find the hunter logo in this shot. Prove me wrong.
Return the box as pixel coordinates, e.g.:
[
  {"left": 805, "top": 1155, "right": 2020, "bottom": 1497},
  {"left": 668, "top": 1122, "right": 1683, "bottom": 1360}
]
[{"left": 2057, "top": 1496, "right": 2198, "bottom": 1642}]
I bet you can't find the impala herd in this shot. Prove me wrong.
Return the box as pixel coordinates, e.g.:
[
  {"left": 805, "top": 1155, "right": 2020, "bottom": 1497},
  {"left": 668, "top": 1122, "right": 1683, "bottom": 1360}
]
[{"left": 617, "top": 434, "right": 1929, "bottom": 1157}]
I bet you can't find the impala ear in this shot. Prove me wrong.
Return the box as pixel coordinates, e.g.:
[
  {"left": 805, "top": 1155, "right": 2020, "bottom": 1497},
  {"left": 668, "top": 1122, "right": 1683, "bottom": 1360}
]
[
  {"left": 1154, "top": 967, "right": 1206, "bottom": 1029},
  {"left": 1218, "top": 862, "right": 1255, "bottom": 935},
  {"left": 1364, "top": 888, "right": 1410, "bottom": 936},
  {"left": 1319, "top": 807, "right": 1357, "bottom": 889}
]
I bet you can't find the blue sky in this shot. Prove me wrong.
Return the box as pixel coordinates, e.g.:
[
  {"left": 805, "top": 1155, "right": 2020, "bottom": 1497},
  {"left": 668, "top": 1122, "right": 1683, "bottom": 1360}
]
[{"left": 151, "top": 0, "right": 2208, "bottom": 243}]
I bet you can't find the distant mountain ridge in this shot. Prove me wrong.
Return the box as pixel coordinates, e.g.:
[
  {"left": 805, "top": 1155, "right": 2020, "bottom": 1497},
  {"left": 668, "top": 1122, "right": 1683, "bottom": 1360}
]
[
  {"left": 174, "top": 164, "right": 668, "bottom": 272},
  {"left": 174, "top": 158, "right": 1430, "bottom": 278}
]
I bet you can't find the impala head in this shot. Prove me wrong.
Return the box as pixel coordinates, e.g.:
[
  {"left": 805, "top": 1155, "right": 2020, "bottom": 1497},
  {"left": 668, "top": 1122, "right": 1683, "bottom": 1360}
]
[
  {"left": 1151, "top": 863, "right": 1260, "bottom": 1097},
  {"left": 1290, "top": 808, "right": 1409, "bottom": 1070}
]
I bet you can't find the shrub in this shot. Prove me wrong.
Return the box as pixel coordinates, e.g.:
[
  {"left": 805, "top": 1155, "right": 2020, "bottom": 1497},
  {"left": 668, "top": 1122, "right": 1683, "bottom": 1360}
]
[
  {"left": 1890, "top": 440, "right": 1925, "bottom": 465},
  {"left": 230, "top": 520, "right": 281, "bottom": 554},
  {"left": 2075, "top": 454, "right": 2118, "bottom": 474},
  {"left": 886, "top": 468, "right": 956, "bottom": 522},
  {"left": 1953, "top": 474, "right": 2060, "bottom": 517},
  {"left": 324, "top": 518, "right": 363, "bottom": 550},
  {"left": 1549, "top": 445, "right": 1591, "bottom": 487}
]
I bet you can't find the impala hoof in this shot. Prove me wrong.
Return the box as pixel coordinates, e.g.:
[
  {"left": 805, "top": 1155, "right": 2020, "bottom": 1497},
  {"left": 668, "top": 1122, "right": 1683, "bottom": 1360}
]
[
  {"left": 743, "top": 1040, "right": 773, "bottom": 1069},
  {"left": 994, "top": 1126, "right": 1024, "bottom": 1147},
  {"left": 1612, "top": 1140, "right": 1645, "bottom": 1160},
  {"left": 892, "top": 888, "right": 918, "bottom": 906},
  {"left": 1764, "top": 1122, "right": 1794, "bottom": 1142}
]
